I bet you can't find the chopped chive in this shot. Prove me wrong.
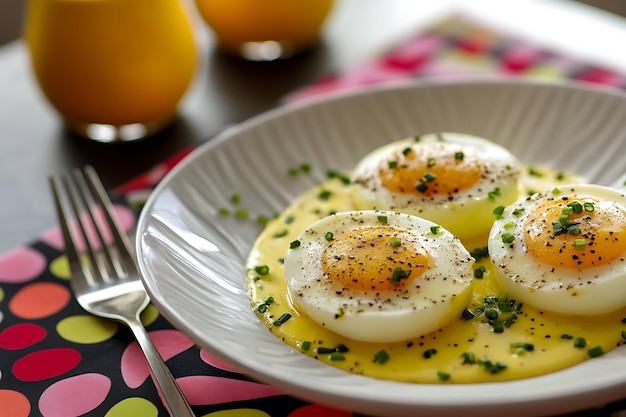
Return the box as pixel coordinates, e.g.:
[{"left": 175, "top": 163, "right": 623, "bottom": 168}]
[
  {"left": 325, "top": 232, "right": 334, "bottom": 241},
  {"left": 504, "top": 221, "right": 515, "bottom": 229},
  {"left": 273, "top": 229, "right": 288, "bottom": 238},
  {"left": 511, "top": 342, "right": 534, "bottom": 352},
  {"left": 561, "top": 334, "right": 574, "bottom": 340},
  {"left": 219, "top": 207, "right": 231, "bottom": 215},
  {"left": 528, "top": 167, "right": 544, "bottom": 177},
  {"left": 488, "top": 187, "right": 501, "bottom": 201},
  {"left": 374, "top": 349, "right": 390, "bottom": 364},
  {"left": 561, "top": 206, "right": 573, "bottom": 215},
  {"left": 290, "top": 240, "right": 301, "bottom": 249},
  {"left": 470, "top": 246, "right": 489, "bottom": 260},
  {"left": 301, "top": 341, "right": 311, "bottom": 351},
  {"left": 493, "top": 205, "right": 505, "bottom": 219},
  {"left": 236, "top": 209, "right": 249, "bottom": 218},
  {"left": 255, "top": 265, "right": 269, "bottom": 275},
  {"left": 327, "top": 170, "right": 351, "bottom": 185},
  {"left": 437, "top": 371, "right": 451, "bottom": 381},
  {"left": 423, "top": 172, "right": 437, "bottom": 182},
  {"left": 584, "top": 201, "right": 595, "bottom": 212},
  {"left": 574, "top": 337, "right": 586, "bottom": 348},
  {"left": 461, "top": 352, "right": 476, "bottom": 364},
  {"left": 377, "top": 215, "right": 388, "bottom": 224},
  {"left": 588, "top": 346, "right": 604, "bottom": 358},
  {"left": 622, "top": 330, "right": 626, "bottom": 340},
  {"left": 416, "top": 182, "right": 429, "bottom": 193},
  {"left": 430, "top": 225, "right": 441, "bottom": 235},
  {"left": 391, "top": 268, "right": 411, "bottom": 285},
  {"left": 462, "top": 308, "right": 475, "bottom": 321},
  {"left": 454, "top": 151, "right": 464, "bottom": 160},
  {"left": 272, "top": 313, "right": 292, "bottom": 326},
  {"left": 427, "top": 157, "right": 436, "bottom": 167},
  {"left": 512, "top": 208, "right": 525, "bottom": 216},
  {"left": 501, "top": 232, "right": 515, "bottom": 244},
  {"left": 474, "top": 265, "right": 487, "bottom": 279},
  {"left": 485, "top": 308, "right": 499, "bottom": 320},
  {"left": 329, "top": 352, "right": 345, "bottom": 361},
  {"left": 284, "top": 215, "right": 295, "bottom": 224},
  {"left": 318, "top": 189, "right": 332, "bottom": 201},
  {"left": 257, "top": 214, "right": 270, "bottom": 225},
  {"left": 402, "top": 147, "right": 412, "bottom": 156},
  {"left": 300, "top": 163, "right": 312, "bottom": 173},
  {"left": 388, "top": 161, "right": 398, "bottom": 169},
  {"left": 423, "top": 348, "right": 437, "bottom": 359},
  {"left": 389, "top": 236, "right": 401, "bottom": 247},
  {"left": 556, "top": 172, "right": 565, "bottom": 180},
  {"left": 317, "top": 347, "right": 336, "bottom": 354},
  {"left": 573, "top": 239, "right": 587, "bottom": 250},
  {"left": 567, "top": 201, "right": 583, "bottom": 213}
]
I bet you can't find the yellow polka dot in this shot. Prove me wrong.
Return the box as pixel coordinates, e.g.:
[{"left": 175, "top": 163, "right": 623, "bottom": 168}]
[
  {"left": 203, "top": 410, "right": 271, "bottom": 417},
  {"left": 0, "top": 287, "right": 4, "bottom": 303},
  {"left": 57, "top": 315, "right": 118, "bottom": 344},
  {"left": 141, "top": 304, "right": 160, "bottom": 327},
  {"left": 105, "top": 398, "right": 158, "bottom": 417},
  {"left": 49, "top": 256, "right": 70, "bottom": 280}
]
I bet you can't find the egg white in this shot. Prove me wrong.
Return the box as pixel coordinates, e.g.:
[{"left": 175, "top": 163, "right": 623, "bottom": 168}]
[
  {"left": 283, "top": 210, "right": 474, "bottom": 343},
  {"left": 350, "top": 132, "right": 522, "bottom": 241},
  {"left": 488, "top": 184, "right": 626, "bottom": 316}
]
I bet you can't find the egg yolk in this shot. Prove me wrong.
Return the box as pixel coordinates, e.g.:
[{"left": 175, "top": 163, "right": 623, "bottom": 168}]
[
  {"left": 321, "top": 226, "right": 429, "bottom": 292},
  {"left": 523, "top": 196, "right": 626, "bottom": 270},
  {"left": 379, "top": 143, "right": 483, "bottom": 196}
]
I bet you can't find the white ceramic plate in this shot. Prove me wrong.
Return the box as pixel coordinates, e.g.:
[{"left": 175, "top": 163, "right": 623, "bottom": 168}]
[{"left": 136, "top": 80, "right": 626, "bottom": 417}]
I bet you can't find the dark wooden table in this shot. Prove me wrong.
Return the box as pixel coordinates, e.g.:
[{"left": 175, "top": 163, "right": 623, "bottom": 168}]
[{"left": 2, "top": 0, "right": 626, "bottom": 253}]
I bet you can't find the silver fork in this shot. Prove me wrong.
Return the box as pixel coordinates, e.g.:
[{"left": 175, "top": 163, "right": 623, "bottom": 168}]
[{"left": 50, "top": 166, "right": 195, "bottom": 417}]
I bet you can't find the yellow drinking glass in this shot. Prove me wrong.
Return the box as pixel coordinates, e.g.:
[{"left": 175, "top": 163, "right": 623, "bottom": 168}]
[
  {"left": 25, "top": 0, "right": 198, "bottom": 143},
  {"left": 194, "top": 0, "right": 334, "bottom": 60}
]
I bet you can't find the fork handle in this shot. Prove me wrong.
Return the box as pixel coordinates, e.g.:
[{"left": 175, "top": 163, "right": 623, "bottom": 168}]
[{"left": 125, "top": 316, "right": 196, "bottom": 417}]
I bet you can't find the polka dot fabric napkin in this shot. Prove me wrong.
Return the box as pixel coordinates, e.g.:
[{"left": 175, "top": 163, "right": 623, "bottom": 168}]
[{"left": 2, "top": 15, "right": 626, "bottom": 417}]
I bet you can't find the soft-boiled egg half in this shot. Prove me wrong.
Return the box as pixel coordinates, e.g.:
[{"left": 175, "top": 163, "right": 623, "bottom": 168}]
[
  {"left": 489, "top": 184, "right": 626, "bottom": 316},
  {"left": 351, "top": 133, "right": 522, "bottom": 241},
  {"left": 283, "top": 210, "right": 474, "bottom": 343}
]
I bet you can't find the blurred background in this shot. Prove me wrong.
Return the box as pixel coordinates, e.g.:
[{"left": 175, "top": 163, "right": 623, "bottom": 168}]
[{"left": 2, "top": 0, "right": 626, "bottom": 45}]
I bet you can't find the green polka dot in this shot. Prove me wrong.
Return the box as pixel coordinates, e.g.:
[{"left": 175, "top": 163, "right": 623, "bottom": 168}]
[
  {"left": 105, "top": 397, "right": 158, "bottom": 417},
  {"left": 203, "top": 410, "right": 271, "bottom": 417},
  {"left": 141, "top": 304, "right": 160, "bottom": 326},
  {"left": 49, "top": 256, "right": 70, "bottom": 280},
  {"left": 57, "top": 315, "right": 118, "bottom": 344}
]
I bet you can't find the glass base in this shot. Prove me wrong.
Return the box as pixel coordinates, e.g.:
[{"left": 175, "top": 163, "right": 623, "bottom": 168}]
[
  {"left": 65, "top": 116, "right": 175, "bottom": 143},
  {"left": 235, "top": 40, "right": 310, "bottom": 61}
]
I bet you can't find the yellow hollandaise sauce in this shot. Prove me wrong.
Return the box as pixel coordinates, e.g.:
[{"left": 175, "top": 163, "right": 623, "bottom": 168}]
[{"left": 245, "top": 166, "right": 626, "bottom": 384}]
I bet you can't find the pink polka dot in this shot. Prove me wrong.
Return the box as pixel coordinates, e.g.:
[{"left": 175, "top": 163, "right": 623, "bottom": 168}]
[
  {"left": 0, "top": 389, "right": 31, "bottom": 417},
  {"left": 121, "top": 329, "right": 194, "bottom": 388},
  {"left": 39, "top": 373, "right": 111, "bottom": 417},
  {"left": 0, "top": 323, "right": 47, "bottom": 350},
  {"left": 9, "top": 282, "right": 71, "bottom": 319},
  {"left": 0, "top": 247, "right": 47, "bottom": 284},
  {"left": 200, "top": 350, "right": 242, "bottom": 373},
  {"left": 13, "top": 348, "right": 81, "bottom": 382},
  {"left": 40, "top": 205, "right": 136, "bottom": 251},
  {"left": 176, "top": 375, "right": 283, "bottom": 405},
  {"left": 288, "top": 404, "right": 353, "bottom": 417}
]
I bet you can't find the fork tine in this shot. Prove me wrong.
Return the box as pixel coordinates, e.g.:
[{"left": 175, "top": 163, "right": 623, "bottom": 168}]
[
  {"left": 82, "top": 165, "right": 137, "bottom": 273},
  {"left": 72, "top": 167, "right": 124, "bottom": 279},
  {"left": 49, "top": 175, "right": 99, "bottom": 284}
]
